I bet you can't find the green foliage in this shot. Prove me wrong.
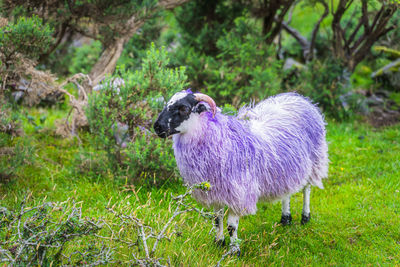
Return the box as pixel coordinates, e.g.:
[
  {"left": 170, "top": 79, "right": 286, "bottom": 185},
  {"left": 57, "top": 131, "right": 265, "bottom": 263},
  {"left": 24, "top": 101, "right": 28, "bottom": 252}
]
[
  {"left": 172, "top": 17, "right": 283, "bottom": 106},
  {"left": 206, "top": 17, "right": 282, "bottom": 105},
  {"left": 286, "top": 59, "right": 365, "bottom": 119},
  {"left": 85, "top": 44, "right": 188, "bottom": 179},
  {"left": 0, "top": 15, "right": 53, "bottom": 63},
  {"left": 0, "top": 15, "right": 54, "bottom": 98},
  {"left": 0, "top": 102, "right": 34, "bottom": 182},
  {"left": 0, "top": 135, "right": 34, "bottom": 182},
  {"left": 175, "top": 0, "right": 245, "bottom": 56},
  {"left": 68, "top": 40, "right": 102, "bottom": 74},
  {"left": 117, "top": 16, "right": 163, "bottom": 70}
]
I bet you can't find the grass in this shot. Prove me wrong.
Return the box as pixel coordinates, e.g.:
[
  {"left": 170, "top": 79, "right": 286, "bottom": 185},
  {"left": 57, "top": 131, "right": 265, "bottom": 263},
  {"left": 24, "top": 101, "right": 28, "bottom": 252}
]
[{"left": 1, "top": 107, "right": 399, "bottom": 266}]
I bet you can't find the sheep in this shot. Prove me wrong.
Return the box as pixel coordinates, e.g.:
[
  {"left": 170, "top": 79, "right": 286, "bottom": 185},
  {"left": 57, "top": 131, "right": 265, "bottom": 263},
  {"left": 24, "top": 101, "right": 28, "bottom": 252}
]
[{"left": 153, "top": 90, "right": 328, "bottom": 250}]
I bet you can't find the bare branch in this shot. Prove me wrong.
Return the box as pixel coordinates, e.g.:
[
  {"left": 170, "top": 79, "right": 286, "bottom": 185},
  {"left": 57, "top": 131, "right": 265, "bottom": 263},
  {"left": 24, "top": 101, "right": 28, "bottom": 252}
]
[{"left": 307, "top": 0, "right": 329, "bottom": 61}]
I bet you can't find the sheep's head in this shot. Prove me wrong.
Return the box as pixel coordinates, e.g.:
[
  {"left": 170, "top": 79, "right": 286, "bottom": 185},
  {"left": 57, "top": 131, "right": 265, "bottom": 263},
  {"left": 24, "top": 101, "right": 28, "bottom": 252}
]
[{"left": 153, "top": 91, "right": 216, "bottom": 138}]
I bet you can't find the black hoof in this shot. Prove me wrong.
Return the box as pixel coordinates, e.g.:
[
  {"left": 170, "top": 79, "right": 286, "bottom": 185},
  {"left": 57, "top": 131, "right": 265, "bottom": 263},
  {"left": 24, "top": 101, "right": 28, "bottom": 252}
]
[
  {"left": 229, "top": 245, "right": 241, "bottom": 257},
  {"left": 301, "top": 213, "right": 311, "bottom": 225},
  {"left": 280, "top": 214, "right": 292, "bottom": 226},
  {"left": 215, "top": 238, "right": 226, "bottom": 247},
  {"left": 236, "top": 249, "right": 241, "bottom": 257}
]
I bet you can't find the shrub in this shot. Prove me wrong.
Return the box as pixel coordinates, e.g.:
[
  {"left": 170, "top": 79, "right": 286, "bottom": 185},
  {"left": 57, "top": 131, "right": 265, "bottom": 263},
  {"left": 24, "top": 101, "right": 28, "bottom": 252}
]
[
  {"left": 85, "top": 43, "right": 188, "bottom": 180},
  {"left": 0, "top": 15, "right": 57, "bottom": 105},
  {"left": 172, "top": 17, "right": 283, "bottom": 107},
  {"left": 284, "top": 58, "right": 365, "bottom": 119},
  {"left": 174, "top": 0, "right": 245, "bottom": 56},
  {"left": 0, "top": 101, "right": 34, "bottom": 182},
  {"left": 206, "top": 17, "right": 282, "bottom": 105},
  {"left": 0, "top": 15, "right": 53, "bottom": 88},
  {"left": 0, "top": 15, "right": 53, "bottom": 64},
  {"left": 0, "top": 198, "right": 105, "bottom": 265},
  {"left": 0, "top": 185, "right": 212, "bottom": 265}
]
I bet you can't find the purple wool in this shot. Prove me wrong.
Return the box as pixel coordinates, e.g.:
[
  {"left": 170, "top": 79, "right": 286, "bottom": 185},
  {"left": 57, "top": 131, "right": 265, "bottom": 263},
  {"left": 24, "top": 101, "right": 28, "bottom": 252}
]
[{"left": 172, "top": 92, "right": 328, "bottom": 216}]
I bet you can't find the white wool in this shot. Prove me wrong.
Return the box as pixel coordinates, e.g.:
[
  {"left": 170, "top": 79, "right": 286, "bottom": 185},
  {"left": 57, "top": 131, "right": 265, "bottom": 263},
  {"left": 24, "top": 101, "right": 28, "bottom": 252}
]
[{"left": 176, "top": 112, "right": 201, "bottom": 134}]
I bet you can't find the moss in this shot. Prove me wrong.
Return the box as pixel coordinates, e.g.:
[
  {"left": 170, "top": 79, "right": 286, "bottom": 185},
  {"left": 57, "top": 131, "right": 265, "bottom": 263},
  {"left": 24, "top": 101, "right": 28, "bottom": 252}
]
[{"left": 374, "top": 46, "right": 400, "bottom": 59}]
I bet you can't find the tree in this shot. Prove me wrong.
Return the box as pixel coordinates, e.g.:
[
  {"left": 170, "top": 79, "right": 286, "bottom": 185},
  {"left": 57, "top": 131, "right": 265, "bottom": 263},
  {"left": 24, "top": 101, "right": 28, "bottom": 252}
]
[
  {"left": 275, "top": 0, "right": 398, "bottom": 71},
  {"left": 331, "top": 0, "right": 398, "bottom": 71},
  {"left": 2, "top": 0, "right": 189, "bottom": 86},
  {"left": 0, "top": 15, "right": 55, "bottom": 104},
  {"left": 175, "top": 0, "right": 246, "bottom": 56},
  {"left": 247, "top": 0, "right": 296, "bottom": 44},
  {"left": 277, "top": 0, "right": 329, "bottom": 62}
]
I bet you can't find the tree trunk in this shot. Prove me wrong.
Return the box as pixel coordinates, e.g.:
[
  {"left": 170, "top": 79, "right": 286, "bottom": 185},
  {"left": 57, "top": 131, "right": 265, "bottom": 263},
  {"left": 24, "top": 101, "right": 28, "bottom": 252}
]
[
  {"left": 89, "top": 37, "right": 128, "bottom": 87},
  {"left": 88, "top": 0, "right": 190, "bottom": 86}
]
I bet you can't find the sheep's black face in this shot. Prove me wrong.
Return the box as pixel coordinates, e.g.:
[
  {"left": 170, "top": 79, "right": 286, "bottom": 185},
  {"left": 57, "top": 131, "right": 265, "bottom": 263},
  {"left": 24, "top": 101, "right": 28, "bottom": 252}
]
[{"left": 154, "top": 92, "right": 206, "bottom": 138}]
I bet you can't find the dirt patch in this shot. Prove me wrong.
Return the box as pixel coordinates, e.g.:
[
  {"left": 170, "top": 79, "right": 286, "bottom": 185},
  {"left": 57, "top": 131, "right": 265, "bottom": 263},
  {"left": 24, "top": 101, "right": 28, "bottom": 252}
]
[
  {"left": 367, "top": 106, "right": 400, "bottom": 127},
  {"left": 363, "top": 90, "right": 400, "bottom": 128}
]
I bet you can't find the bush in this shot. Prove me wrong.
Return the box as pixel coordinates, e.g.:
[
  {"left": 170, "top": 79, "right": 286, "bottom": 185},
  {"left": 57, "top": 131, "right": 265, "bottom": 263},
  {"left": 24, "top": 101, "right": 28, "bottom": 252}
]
[
  {"left": 85, "top": 43, "right": 188, "bottom": 180},
  {"left": 0, "top": 15, "right": 53, "bottom": 63},
  {"left": 0, "top": 185, "right": 212, "bottom": 265},
  {"left": 0, "top": 15, "right": 53, "bottom": 85},
  {"left": 172, "top": 17, "right": 283, "bottom": 107},
  {"left": 0, "top": 135, "right": 35, "bottom": 182},
  {"left": 0, "top": 15, "right": 55, "bottom": 104},
  {"left": 284, "top": 58, "right": 365, "bottom": 119},
  {"left": 206, "top": 17, "right": 283, "bottom": 105},
  {"left": 0, "top": 101, "right": 34, "bottom": 182},
  {"left": 0, "top": 198, "right": 105, "bottom": 265},
  {"left": 174, "top": 0, "right": 245, "bottom": 56}
]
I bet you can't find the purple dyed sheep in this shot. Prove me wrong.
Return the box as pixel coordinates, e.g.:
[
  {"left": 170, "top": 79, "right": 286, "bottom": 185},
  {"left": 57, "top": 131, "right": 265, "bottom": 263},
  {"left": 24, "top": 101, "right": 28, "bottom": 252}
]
[{"left": 154, "top": 90, "right": 328, "bottom": 249}]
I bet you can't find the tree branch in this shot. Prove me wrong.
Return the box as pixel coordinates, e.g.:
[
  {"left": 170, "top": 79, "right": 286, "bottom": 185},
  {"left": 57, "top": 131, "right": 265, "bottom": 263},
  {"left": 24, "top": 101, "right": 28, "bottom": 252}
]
[{"left": 307, "top": 0, "right": 329, "bottom": 61}]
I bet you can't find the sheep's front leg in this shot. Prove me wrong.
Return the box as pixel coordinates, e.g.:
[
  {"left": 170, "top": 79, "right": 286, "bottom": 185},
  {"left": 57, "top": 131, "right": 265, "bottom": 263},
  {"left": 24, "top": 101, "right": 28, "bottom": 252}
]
[
  {"left": 214, "top": 207, "right": 225, "bottom": 246},
  {"left": 227, "top": 211, "right": 241, "bottom": 256},
  {"left": 280, "top": 195, "right": 292, "bottom": 225},
  {"left": 301, "top": 184, "right": 311, "bottom": 224}
]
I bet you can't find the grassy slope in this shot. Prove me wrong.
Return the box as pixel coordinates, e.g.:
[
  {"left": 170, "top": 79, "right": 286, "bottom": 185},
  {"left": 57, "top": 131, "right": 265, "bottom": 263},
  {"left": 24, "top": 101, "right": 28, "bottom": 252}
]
[{"left": 0, "top": 107, "right": 399, "bottom": 266}]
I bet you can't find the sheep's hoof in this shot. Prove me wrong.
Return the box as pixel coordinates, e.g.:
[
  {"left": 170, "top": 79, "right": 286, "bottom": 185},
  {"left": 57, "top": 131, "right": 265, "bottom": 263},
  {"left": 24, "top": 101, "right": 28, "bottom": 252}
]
[
  {"left": 280, "top": 214, "right": 292, "bottom": 226},
  {"left": 229, "top": 245, "right": 241, "bottom": 257},
  {"left": 215, "top": 238, "right": 226, "bottom": 247},
  {"left": 301, "top": 213, "right": 311, "bottom": 225},
  {"left": 236, "top": 248, "right": 241, "bottom": 257}
]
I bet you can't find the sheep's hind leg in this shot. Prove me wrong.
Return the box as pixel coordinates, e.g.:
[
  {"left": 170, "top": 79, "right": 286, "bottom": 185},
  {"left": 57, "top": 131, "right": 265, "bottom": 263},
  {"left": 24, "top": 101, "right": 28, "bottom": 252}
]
[
  {"left": 214, "top": 207, "right": 225, "bottom": 246},
  {"left": 301, "top": 184, "right": 311, "bottom": 224},
  {"left": 280, "top": 195, "right": 292, "bottom": 226},
  {"left": 227, "top": 211, "right": 241, "bottom": 256}
]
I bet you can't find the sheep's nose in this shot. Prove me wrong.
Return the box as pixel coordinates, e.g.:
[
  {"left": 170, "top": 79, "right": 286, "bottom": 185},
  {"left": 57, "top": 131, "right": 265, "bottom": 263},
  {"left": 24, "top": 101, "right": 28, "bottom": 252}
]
[{"left": 153, "top": 121, "right": 167, "bottom": 138}]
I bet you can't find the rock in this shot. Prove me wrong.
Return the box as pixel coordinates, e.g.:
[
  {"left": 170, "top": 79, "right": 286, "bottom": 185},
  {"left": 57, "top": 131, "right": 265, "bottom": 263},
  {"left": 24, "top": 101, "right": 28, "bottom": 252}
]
[
  {"left": 366, "top": 95, "right": 385, "bottom": 107},
  {"left": 283, "top": 58, "right": 306, "bottom": 71}
]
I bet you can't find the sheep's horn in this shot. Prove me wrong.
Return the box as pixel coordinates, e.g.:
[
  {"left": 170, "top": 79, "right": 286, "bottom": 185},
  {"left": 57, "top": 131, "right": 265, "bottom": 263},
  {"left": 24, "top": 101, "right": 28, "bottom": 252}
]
[{"left": 194, "top": 93, "right": 216, "bottom": 117}]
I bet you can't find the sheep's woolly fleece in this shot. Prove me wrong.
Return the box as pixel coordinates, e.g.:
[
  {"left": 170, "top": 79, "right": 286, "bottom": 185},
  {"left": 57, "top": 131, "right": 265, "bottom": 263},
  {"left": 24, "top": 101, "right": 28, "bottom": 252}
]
[{"left": 172, "top": 93, "right": 328, "bottom": 216}]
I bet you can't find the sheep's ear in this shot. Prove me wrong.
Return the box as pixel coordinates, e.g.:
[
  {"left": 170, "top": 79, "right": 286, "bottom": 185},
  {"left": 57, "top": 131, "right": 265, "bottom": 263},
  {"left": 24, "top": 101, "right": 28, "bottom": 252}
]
[{"left": 192, "top": 103, "right": 207, "bottom": 114}]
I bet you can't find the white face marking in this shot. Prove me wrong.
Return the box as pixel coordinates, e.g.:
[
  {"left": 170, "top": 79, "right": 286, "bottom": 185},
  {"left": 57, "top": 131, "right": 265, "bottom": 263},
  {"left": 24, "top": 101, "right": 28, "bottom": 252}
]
[
  {"left": 175, "top": 112, "right": 201, "bottom": 134},
  {"left": 167, "top": 92, "right": 187, "bottom": 108}
]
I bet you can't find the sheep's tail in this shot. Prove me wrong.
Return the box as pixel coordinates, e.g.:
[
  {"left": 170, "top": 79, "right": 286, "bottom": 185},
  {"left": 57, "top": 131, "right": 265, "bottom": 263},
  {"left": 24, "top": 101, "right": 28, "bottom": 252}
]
[{"left": 309, "top": 139, "right": 329, "bottom": 189}]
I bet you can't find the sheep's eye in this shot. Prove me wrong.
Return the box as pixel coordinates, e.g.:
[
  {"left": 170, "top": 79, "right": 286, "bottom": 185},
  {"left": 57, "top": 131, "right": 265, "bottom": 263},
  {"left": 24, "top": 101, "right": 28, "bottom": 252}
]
[{"left": 179, "top": 106, "right": 190, "bottom": 116}]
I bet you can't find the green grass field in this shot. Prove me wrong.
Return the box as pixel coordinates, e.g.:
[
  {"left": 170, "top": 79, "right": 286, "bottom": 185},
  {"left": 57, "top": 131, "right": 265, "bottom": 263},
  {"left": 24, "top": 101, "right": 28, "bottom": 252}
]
[{"left": 1, "top": 107, "right": 399, "bottom": 266}]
